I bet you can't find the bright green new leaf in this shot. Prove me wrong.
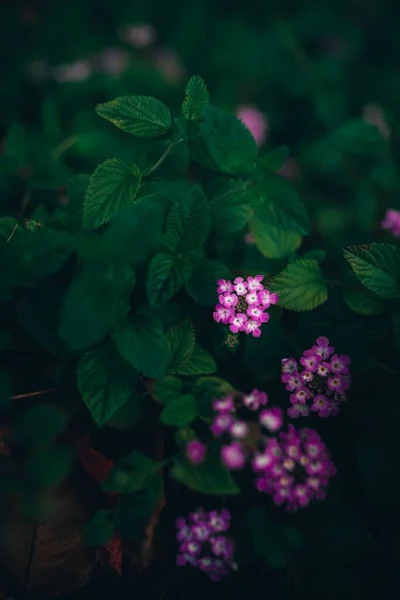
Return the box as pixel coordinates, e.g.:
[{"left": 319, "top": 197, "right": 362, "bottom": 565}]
[
  {"left": 84, "top": 510, "right": 115, "bottom": 547},
  {"left": 166, "top": 320, "right": 195, "bottom": 374},
  {"left": 182, "top": 75, "right": 210, "bottom": 120},
  {"left": 342, "top": 288, "right": 384, "bottom": 316},
  {"left": 162, "top": 185, "right": 210, "bottom": 253},
  {"left": 96, "top": 95, "right": 171, "bottom": 137},
  {"left": 113, "top": 308, "right": 170, "bottom": 379},
  {"left": 14, "top": 404, "right": 69, "bottom": 446},
  {"left": 171, "top": 443, "right": 240, "bottom": 495},
  {"left": 208, "top": 179, "right": 254, "bottom": 233},
  {"left": 160, "top": 394, "right": 197, "bottom": 426},
  {"left": 83, "top": 158, "right": 142, "bottom": 230},
  {"left": 201, "top": 106, "right": 258, "bottom": 175},
  {"left": 176, "top": 344, "right": 217, "bottom": 376},
  {"left": 269, "top": 259, "right": 328, "bottom": 311},
  {"left": 77, "top": 342, "right": 139, "bottom": 428},
  {"left": 147, "top": 252, "right": 194, "bottom": 307},
  {"left": 186, "top": 259, "right": 231, "bottom": 306},
  {"left": 344, "top": 243, "right": 400, "bottom": 298},
  {"left": 102, "top": 450, "right": 156, "bottom": 493}
]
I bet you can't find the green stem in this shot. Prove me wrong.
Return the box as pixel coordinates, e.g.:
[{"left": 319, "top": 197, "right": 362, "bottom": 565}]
[
  {"left": 52, "top": 134, "right": 77, "bottom": 160},
  {"left": 144, "top": 137, "right": 184, "bottom": 179}
]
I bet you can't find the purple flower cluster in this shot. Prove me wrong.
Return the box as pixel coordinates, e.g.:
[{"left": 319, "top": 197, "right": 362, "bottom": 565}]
[
  {"left": 213, "top": 276, "right": 278, "bottom": 338},
  {"left": 252, "top": 425, "right": 336, "bottom": 510},
  {"left": 176, "top": 508, "right": 237, "bottom": 581},
  {"left": 381, "top": 208, "right": 400, "bottom": 237},
  {"left": 281, "top": 336, "right": 351, "bottom": 418}
]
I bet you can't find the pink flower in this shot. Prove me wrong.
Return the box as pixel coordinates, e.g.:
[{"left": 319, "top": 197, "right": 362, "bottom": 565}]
[
  {"left": 244, "top": 319, "right": 262, "bottom": 337},
  {"left": 213, "top": 395, "right": 235, "bottom": 413},
  {"left": 242, "top": 389, "right": 268, "bottom": 411},
  {"left": 219, "top": 292, "right": 238, "bottom": 308},
  {"left": 229, "top": 313, "right": 247, "bottom": 333},
  {"left": 381, "top": 209, "right": 400, "bottom": 237},
  {"left": 213, "top": 304, "right": 234, "bottom": 324},
  {"left": 236, "top": 105, "right": 268, "bottom": 147},
  {"left": 247, "top": 275, "right": 264, "bottom": 292},
  {"left": 217, "top": 279, "right": 233, "bottom": 293},
  {"left": 259, "top": 407, "right": 283, "bottom": 432},
  {"left": 230, "top": 420, "right": 249, "bottom": 439},
  {"left": 233, "top": 277, "right": 248, "bottom": 296},
  {"left": 282, "top": 373, "right": 303, "bottom": 391},
  {"left": 258, "top": 289, "right": 279, "bottom": 308},
  {"left": 220, "top": 442, "right": 246, "bottom": 470},
  {"left": 329, "top": 354, "right": 351, "bottom": 374},
  {"left": 281, "top": 358, "right": 298, "bottom": 374},
  {"left": 186, "top": 440, "right": 206, "bottom": 465},
  {"left": 211, "top": 413, "right": 234, "bottom": 437}
]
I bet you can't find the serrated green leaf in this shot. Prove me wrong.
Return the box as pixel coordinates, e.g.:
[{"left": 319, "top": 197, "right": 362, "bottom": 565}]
[
  {"left": 84, "top": 510, "right": 115, "bottom": 547},
  {"left": 201, "top": 106, "right": 258, "bottom": 175},
  {"left": 77, "top": 342, "right": 139, "bottom": 428},
  {"left": 83, "top": 159, "right": 141, "bottom": 230},
  {"left": 250, "top": 220, "right": 302, "bottom": 259},
  {"left": 96, "top": 95, "right": 171, "bottom": 137},
  {"left": 208, "top": 179, "right": 254, "bottom": 233},
  {"left": 146, "top": 252, "right": 194, "bottom": 307},
  {"left": 258, "top": 146, "right": 289, "bottom": 178},
  {"left": 102, "top": 450, "right": 156, "bottom": 493},
  {"left": 344, "top": 243, "right": 400, "bottom": 299},
  {"left": 60, "top": 261, "right": 135, "bottom": 353},
  {"left": 166, "top": 320, "right": 195, "bottom": 374},
  {"left": 162, "top": 185, "right": 210, "bottom": 253},
  {"left": 182, "top": 75, "right": 210, "bottom": 120},
  {"left": 302, "top": 249, "right": 327, "bottom": 262},
  {"left": 269, "top": 259, "right": 328, "bottom": 311},
  {"left": 152, "top": 376, "right": 182, "bottom": 404},
  {"left": 161, "top": 394, "right": 197, "bottom": 426},
  {"left": 171, "top": 442, "right": 239, "bottom": 495},
  {"left": 186, "top": 259, "right": 231, "bottom": 306},
  {"left": 176, "top": 344, "right": 217, "bottom": 376},
  {"left": 342, "top": 288, "right": 384, "bottom": 316},
  {"left": 14, "top": 404, "right": 69, "bottom": 447},
  {"left": 113, "top": 308, "right": 170, "bottom": 379},
  {"left": 186, "top": 120, "right": 220, "bottom": 171}
]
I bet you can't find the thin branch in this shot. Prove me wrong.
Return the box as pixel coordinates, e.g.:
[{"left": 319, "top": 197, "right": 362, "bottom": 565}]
[
  {"left": 144, "top": 138, "right": 184, "bottom": 180},
  {"left": 52, "top": 134, "right": 78, "bottom": 160},
  {"left": 6, "top": 191, "right": 31, "bottom": 242},
  {"left": 11, "top": 387, "right": 63, "bottom": 401}
]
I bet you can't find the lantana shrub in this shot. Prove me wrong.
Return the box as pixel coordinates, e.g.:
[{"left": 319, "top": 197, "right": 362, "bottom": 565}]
[{"left": 1, "top": 70, "right": 399, "bottom": 595}]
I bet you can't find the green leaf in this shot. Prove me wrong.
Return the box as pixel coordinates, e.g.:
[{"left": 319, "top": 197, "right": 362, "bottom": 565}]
[
  {"left": 113, "top": 308, "right": 170, "bottom": 379},
  {"left": 176, "top": 344, "right": 217, "bottom": 376},
  {"left": 60, "top": 261, "right": 135, "bottom": 353},
  {"left": 26, "top": 443, "right": 74, "bottom": 488},
  {"left": 186, "top": 259, "right": 231, "bottom": 306},
  {"left": 152, "top": 376, "right": 182, "bottom": 404},
  {"left": 208, "top": 179, "right": 254, "bottom": 233},
  {"left": 77, "top": 342, "right": 139, "bottom": 428},
  {"left": 161, "top": 394, "right": 197, "bottom": 426},
  {"left": 269, "top": 259, "right": 328, "bottom": 311},
  {"left": 166, "top": 320, "right": 195, "bottom": 374},
  {"left": 102, "top": 450, "right": 156, "bottom": 493},
  {"left": 258, "top": 146, "right": 289, "bottom": 178},
  {"left": 18, "top": 283, "right": 69, "bottom": 357},
  {"left": 4, "top": 228, "right": 75, "bottom": 286},
  {"left": 96, "top": 95, "right": 171, "bottom": 138},
  {"left": 192, "top": 376, "right": 235, "bottom": 420},
  {"left": 162, "top": 185, "right": 210, "bottom": 253},
  {"left": 250, "top": 221, "right": 302, "bottom": 259},
  {"left": 344, "top": 243, "right": 400, "bottom": 298},
  {"left": 171, "top": 443, "right": 239, "bottom": 495},
  {"left": 302, "top": 249, "right": 327, "bottom": 263},
  {"left": 201, "top": 106, "right": 258, "bottom": 175},
  {"left": 147, "top": 252, "right": 194, "bottom": 307},
  {"left": 252, "top": 178, "right": 310, "bottom": 235},
  {"left": 182, "top": 75, "right": 210, "bottom": 120},
  {"left": 5, "top": 123, "right": 27, "bottom": 164},
  {"left": 84, "top": 510, "right": 115, "bottom": 547},
  {"left": 342, "top": 288, "right": 384, "bottom": 316},
  {"left": 83, "top": 159, "right": 142, "bottom": 230},
  {"left": 14, "top": 405, "right": 69, "bottom": 446},
  {"left": 106, "top": 394, "right": 146, "bottom": 430}
]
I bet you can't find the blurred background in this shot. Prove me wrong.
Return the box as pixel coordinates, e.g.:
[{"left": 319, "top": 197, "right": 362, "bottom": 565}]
[{"left": 1, "top": 1, "right": 399, "bottom": 599}]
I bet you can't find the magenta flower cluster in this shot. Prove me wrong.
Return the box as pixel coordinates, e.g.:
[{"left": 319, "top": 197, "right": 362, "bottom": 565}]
[
  {"left": 253, "top": 425, "right": 336, "bottom": 510},
  {"left": 281, "top": 336, "right": 351, "bottom": 418},
  {"left": 176, "top": 508, "right": 237, "bottom": 581},
  {"left": 185, "top": 388, "right": 336, "bottom": 511},
  {"left": 213, "top": 276, "right": 278, "bottom": 338},
  {"left": 381, "top": 208, "right": 400, "bottom": 237}
]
